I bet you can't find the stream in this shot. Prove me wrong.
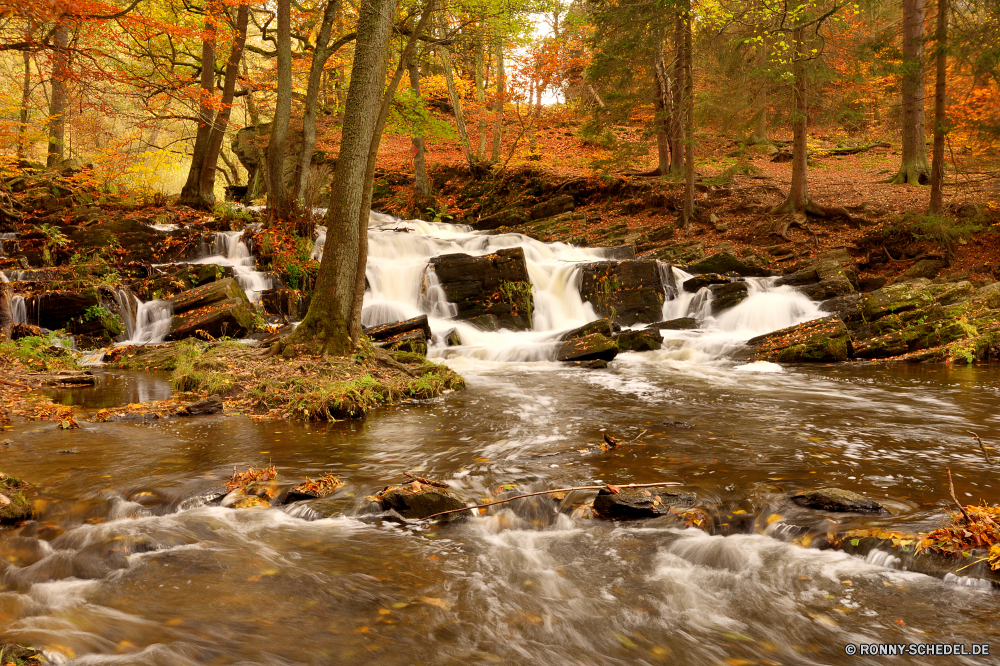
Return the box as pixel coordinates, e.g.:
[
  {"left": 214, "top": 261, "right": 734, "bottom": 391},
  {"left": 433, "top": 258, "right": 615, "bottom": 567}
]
[{"left": 2, "top": 217, "right": 1000, "bottom": 664}]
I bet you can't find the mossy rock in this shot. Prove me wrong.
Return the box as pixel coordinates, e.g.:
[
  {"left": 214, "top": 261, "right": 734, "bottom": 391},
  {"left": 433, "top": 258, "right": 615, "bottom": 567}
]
[
  {"left": 790, "top": 488, "right": 884, "bottom": 514},
  {"left": 0, "top": 473, "right": 33, "bottom": 524},
  {"left": 378, "top": 485, "right": 467, "bottom": 519},
  {"left": 861, "top": 281, "right": 935, "bottom": 321}
]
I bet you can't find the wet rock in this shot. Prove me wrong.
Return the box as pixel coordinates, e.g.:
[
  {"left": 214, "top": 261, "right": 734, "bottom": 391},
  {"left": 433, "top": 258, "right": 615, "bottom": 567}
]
[
  {"left": 778, "top": 260, "right": 856, "bottom": 299},
  {"left": 659, "top": 420, "right": 694, "bottom": 428},
  {"left": 166, "top": 298, "right": 258, "bottom": 341},
  {"left": 578, "top": 260, "right": 665, "bottom": 325},
  {"left": 789, "top": 488, "right": 884, "bottom": 514},
  {"left": 682, "top": 273, "right": 730, "bottom": 292},
  {"left": 570, "top": 359, "right": 608, "bottom": 369},
  {"left": 261, "top": 287, "right": 305, "bottom": 319},
  {"left": 528, "top": 195, "right": 575, "bottom": 220},
  {"left": 429, "top": 248, "right": 533, "bottom": 330},
  {"left": 473, "top": 208, "right": 528, "bottom": 230},
  {"left": 558, "top": 317, "right": 614, "bottom": 342},
  {"left": 602, "top": 244, "right": 637, "bottom": 260},
  {"left": 377, "top": 484, "right": 468, "bottom": 519},
  {"left": 176, "top": 395, "right": 223, "bottom": 416},
  {"left": 468, "top": 314, "right": 499, "bottom": 331},
  {"left": 593, "top": 487, "right": 696, "bottom": 520},
  {"left": 688, "top": 252, "right": 771, "bottom": 277},
  {"left": 556, "top": 332, "right": 619, "bottom": 362},
  {"left": 709, "top": 281, "right": 749, "bottom": 314},
  {"left": 645, "top": 317, "right": 699, "bottom": 331},
  {"left": 0, "top": 644, "right": 44, "bottom": 665},
  {"left": 169, "top": 277, "right": 249, "bottom": 315},
  {"left": 819, "top": 294, "right": 863, "bottom": 327},
  {"left": 23, "top": 288, "right": 99, "bottom": 330},
  {"left": 898, "top": 259, "right": 948, "bottom": 281},
  {"left": 285, "top": 474, "right": 344, "bottom": 503},
  {"left": 0, "top": 472, "right": 33, "bottom": 524},
  {"left": 852, "top": 319, "right": 967, "bottom": 359},
  {"left": 364, "top": 314, "right": 432, "bottom": 342},
  {"left": 614, "top": 329, "right": 662, "bottom": 352},
  {"left": 383, "top": 329, "right": 428, "bottom": 356},
  {"left": 648, "top": 240, "right": 705, "bottom": 265},
  {"left": 442, "top": 328, "right": 463, "bottom": 346},
  {"left": 745, "top": 315, "right": 852, "bottom": 362},
  {"left": 861, "top": 280, "right": 935, "bottom": 321}
]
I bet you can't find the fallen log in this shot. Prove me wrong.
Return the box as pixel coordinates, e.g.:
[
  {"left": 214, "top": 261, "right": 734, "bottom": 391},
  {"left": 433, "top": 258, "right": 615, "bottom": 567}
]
[{"left": 771, "top": 142, "right": 891, "bottom": 162}]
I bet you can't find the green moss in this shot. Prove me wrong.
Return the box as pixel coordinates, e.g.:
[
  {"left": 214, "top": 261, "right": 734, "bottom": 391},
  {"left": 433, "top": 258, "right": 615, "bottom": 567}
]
[
  {"left": 0, "top": 336, "right": 81, "bottom": 372},
  {"left": 0, "top": 473, "right": 32, "bottom": 524},
  {"left": 498, "top": 280, "right": 534, "bottom": 326}
]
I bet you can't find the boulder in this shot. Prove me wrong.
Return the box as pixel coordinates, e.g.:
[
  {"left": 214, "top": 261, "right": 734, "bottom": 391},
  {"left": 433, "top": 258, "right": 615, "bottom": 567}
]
[
  {"left": 593, "top": 487, "right": 697, "bottom": 520},
  {"left": 363, "top": 314, "right": 432, "bottom": 342},
  {"left": 645, "top": 317, "right": 699, "bottom": 331},
  {"left": 570, "top": 359, "right": 608, "bottom": 369},
  {"left": 615, "top": 329, "right": 662, "bottom": 352},
  {"left": 852, "top": 319, "right": 967, "bottom": 359},
  {"left": 472, "top": 209, "right": 528, "bottom": 230},
  {"left": 745, "top": 315, "right": 852, "bottom": 362},
  {"left": 557, "top": 317, "right": 614, "bottom": 342},
  {"left": 556, "top": 332, "right": 619, "bottom": 362},
  {"left": 861, "top": 281, "right": 934, "bottom": 322},
  {"left": 688, "top": 252, "right": 771, "bottom": 277},
  {"left": 601, "top": 244, "right": 637, "bottom": 260},
  {"left": 578, "top": 260, "right": 665, "bottom": 326},
  {"left": 169, "top": 278, "right": 249, "bottom": 315},
  {"left": 382, "top": 329, "right": 428, "bottom": 356},
  {"left": 682, "top": 273, "right": 730, "bottom": 292},
  {"left": 176, "top": 395, "right": 224, "bottom": 416},
  {"left": 528, "top": 195, "right": 575, "bottom": 220},
  {"left": 166, "top": 298, "right": 258, "bottom": 341},
  {"left": 777, "top": 260, "right": 856, "bottom": 299},
  {"left": 442, "top": 328, "right": 462, "bottom": 346},
  {"left": 0, "top": 472, "right": 32, "bottom": 524},
  {"left": 819, "top": 294, "right": 863, "bottom": 327},
  {"left": 709, "top": 281, "right": 749, "bottom": 314},
  {"left": 898, "top": 259, "right": 948, "bottom": 281},
  {"left": 23, "top": 288, "right": 99, "bottom": 330},
  {"left": 377, "top": 484, "right": 467, "bottom": 519},
  {"left": 648, "top": 240, "right": 705, "bottom": 265},
  {"left": 428, "top": 248, "right": 534, "bottom": 330},
  {"left": 284, "top": 474, "right": 344, "bottom": 503},
  {"left": 789, "top": 488, "right": 884, "bottom": 514}
]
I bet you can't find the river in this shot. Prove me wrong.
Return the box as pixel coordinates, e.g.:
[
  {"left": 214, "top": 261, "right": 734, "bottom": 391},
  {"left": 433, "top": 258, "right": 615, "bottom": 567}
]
[{"left": 2, "top": 218, "right": 1000, "bottom": 664}]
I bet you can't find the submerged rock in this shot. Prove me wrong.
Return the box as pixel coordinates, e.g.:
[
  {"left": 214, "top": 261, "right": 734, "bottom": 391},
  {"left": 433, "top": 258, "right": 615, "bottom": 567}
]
[
  {"left": 377, "top": 484, "right": 467, "bottom": 519},
  {"left": 0, "top": 472, "right": 33, "bottom": 524},
  {"left": 556, "top": 332, "right": 619, "bottom": 362},
  {"left": 745, "top": 315, "right": 852, "bottom": 362},
  {"left": 592, "top": 487, "right": 697, "bottom": 519},
  {"left": 790, "top": 488, "right": 884, "bottom": 514},
  {"left": 558, "top": 317, "right": 615, "bottom": 342}
]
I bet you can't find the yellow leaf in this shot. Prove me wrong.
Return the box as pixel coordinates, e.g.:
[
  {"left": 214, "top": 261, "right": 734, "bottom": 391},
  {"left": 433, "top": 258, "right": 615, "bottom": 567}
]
[{"left": 419, "top": 596, "right": 451, "bottom": 610}]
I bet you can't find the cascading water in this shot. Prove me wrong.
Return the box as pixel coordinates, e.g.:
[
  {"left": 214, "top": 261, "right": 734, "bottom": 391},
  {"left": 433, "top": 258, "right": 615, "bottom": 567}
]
[
  {"left": 189, "top": 230, "right": 272, "bottom": 303},
  {"left": 112, "top": 287, "right": 138, "bottom": 340},
  {"left": 10, "top": 294, "right": 26, "bottom": 325},
  {"left": 123, "top": 299, "right": 172, "bottom": 345}
]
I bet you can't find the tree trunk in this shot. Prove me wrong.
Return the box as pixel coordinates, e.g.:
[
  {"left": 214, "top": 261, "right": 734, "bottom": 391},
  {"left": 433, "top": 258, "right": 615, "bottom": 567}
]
[
  {"left": 527, "top": 80, "right": 538, "bottom": 153},
  {"left": 490, "top": 38, "right": 504, "bottom": 162},
  {"left": 198, "top": 3, "right": 250, "bottom": 207},
  {"left": 669, "top": 12, "right": 685, "bottom": 174},
  {"left": 773, "top": 28, "right": 810, "bottom": 214},
  {"left": 894, "top": 0, "right": 931, "bottom": 185},
  {"left": 267, "top": 0, "right": 294, "bottom": 220},
  {"left": 179, "top": 12, "right": 217, "bottom": 207},
  {"left": 749, "top": 45, "right": 768, "bottom": 144},
  {"left": 475, "top": 33, "right": 488, "bottom": 159},
  {"left": 929, "top": 0, "right": 947, "bottom": 213},
  {"left": 17, "top": 50, "right": 30, "bottom": 159},
  {"left": 294, "top": 0, "right": 340, "bottom": 205},
  {"left": 681, "top": 4, "right": 695, "bottom": 225},
  {"left": 242, "top": 58, "right": 269, "bottom": 203},
  {"left": 408, "top": 58, "right": 430, "bottom": 200},
  {"left": 288, "top": 0, "right": 399, "bottom": 354},
  {"left": 653, "top": 42, "right": 672, "bottom": 176},
  {"left": 439, "top": 18, "right": 475, "bottom": 166},
  {"left": 46, "top": 21, "right": 70, "bottom": 167},
  {"left": 0, "top": 282, "right": 12, "bottom": 343}
]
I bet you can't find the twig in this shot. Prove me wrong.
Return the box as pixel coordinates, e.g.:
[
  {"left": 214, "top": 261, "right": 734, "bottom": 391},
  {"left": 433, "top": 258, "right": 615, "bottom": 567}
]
[
  {"left": 418, "top": 481, "right": 683, "bottom": 521},
  {"left": 946, "top": 467, "right": 972, "bottom": 524},
  {"left": 954, "top": 555, "right": 990, "bottom": 573},
  {"left": 968, "top": 430, "right": 992, "bottom": 465},
  {"left": 883, "top": 245, "right": 902, "bottom": 263},
  {"left": 629, "top": 429, "right": 648, "bottom": 444},
  {"left": 403, "top": 471, "right": 449, "bottom": 489},
  {"left": 0, "top": 378, "right": 32, "bottom": 391}
]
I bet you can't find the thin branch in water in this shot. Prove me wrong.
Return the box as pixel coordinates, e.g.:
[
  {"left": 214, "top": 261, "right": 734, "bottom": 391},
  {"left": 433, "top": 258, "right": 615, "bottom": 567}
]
[
  {"left": 418, "top": 481, "right": 683, "bottom": 521},
  {"left": 968, "top": 430, "right": 992, "bottom": 464},
  {"left": 946, "top": 466, "right": 972, "bottom": 524}
]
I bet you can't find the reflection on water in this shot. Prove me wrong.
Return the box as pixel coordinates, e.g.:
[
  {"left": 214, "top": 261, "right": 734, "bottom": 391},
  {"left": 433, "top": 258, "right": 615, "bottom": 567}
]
[
  {"left": 41, "top": 371, "right": 173, "bottom": 409},
  {"left": 2, "top": 362, "right": 1000, "bottom": 664}
]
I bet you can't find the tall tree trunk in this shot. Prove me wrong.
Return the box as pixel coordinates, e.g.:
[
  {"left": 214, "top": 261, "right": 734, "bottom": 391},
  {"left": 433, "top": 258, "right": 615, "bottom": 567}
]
[
  {"left": 179, "top": 11, "right": 217, "bottom": 206},
  {"left": 669, "top": 12, "right": 685, "bottom": 174},
  {"left": 408, "top": 57, "right": 430, "bottom": 200},
  {"left": 198, "top": 3, "right": 250, "bottom": 207},
  {"left": 749, "top": 45, "right": 768, "bottom": 144},
  {"left": 289, "top": 0, "right": 399, "bottom": 355},
  {"left": 681, "top": 4, "right": 695, "bottom": 225},
  {"left": 294, "top": 0, "right": 340, "bottom": 204},
  {"left": 653, "top": 42, "right": 672, "bottom": 176},
  {"left": 929, "top": 0, "right": 947, "bottom": 213},
  {"left": 894, "top": 0, "right": 931, "bottom": 185},
  {"left": 490, "top": 38, "right": 504, "bottom": 162},
  {"left": 475, "top": 33, "right": 487, "bottom": 159},
  {"left": 267, "top": 0, "right": 294, "bottom": 219},
  {"left": 46, "top": 21, "right": 70, "bottom": 167},
  {"left": 439, "top": 18, "right": 475, "bottom": 166},
  {"left": 0, "top": 281, "right": 12, "bottom": 343},
  {"left": 17, "top": 50, "right": 31, "bottom": 159},
  {"left": 242, "top": 58, "right": 268, "bottom": 203},
  {"left": 773, "top": 28, "right": 810, "bottom": 214},
  {"left": 527, "top": 80, "right": 538, "bottom": 154}
]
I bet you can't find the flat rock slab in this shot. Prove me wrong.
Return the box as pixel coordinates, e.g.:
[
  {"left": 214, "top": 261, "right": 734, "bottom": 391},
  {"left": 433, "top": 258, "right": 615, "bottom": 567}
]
[
  {"left": 593, "top": 487, "right": 697, "bottom": 520},
  {"left": 556, "top": 332, "right": 619, "bottom": 362},
  {"left": 615, "top": 329, "right": 662, "bottom": 352},
  {"left": 167, "top": 298, "right": 257, "bottom": 341},
  {"left": 790, "top": 488, "right": 884, "bottom": 514},
  {"left": 745, "top": 315, "right": 852, "bottom": 363},
  {"left": 378, "top": 485, "right": 467, "bottom": 519},
  {"left": 364, "top": 315, "right": 432, "bottom": 342},
  {"left": 645, "top": 317, "right": 699, "bottom": 331},
  {"left": 169, "top": 277, "right": 249, "bottom": 315},
  {"left": 682, "top": 273, "right": 730, "bottom": 292},
  {"left": 558, "top": 317, "right": 614, "bottom": 342},
  {"left": 688, "top": 252, "right": 771, "bottom": 277},
  {"left": 176, "top": 395, "right": 224, "bottom": 416}
]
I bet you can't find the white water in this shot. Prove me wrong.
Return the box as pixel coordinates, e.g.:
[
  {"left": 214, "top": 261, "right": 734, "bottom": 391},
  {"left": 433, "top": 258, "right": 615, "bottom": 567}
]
[
  {"left": 123, "top": 299, "right": 172, "bottom": 345},
  {"left": 189, "top": 231, "right": 272, "bottom": 303},
  {"left": 310, "top": 214, "right": 825, "bottom": 365},
  {"left": 10, "top": 294, "right": 26, "bottom": 325}
]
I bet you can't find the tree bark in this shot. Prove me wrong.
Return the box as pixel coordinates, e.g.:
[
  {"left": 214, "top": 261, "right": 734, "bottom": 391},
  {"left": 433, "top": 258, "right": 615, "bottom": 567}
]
[
  {"left": 681, "top": 3, "right": 695, "bottom": 225},
  {"left": 288, "top": 0, "right": 399, "bottom": 355},
  {"left": 653, "top": 41, "right": 672, "bottom": 176},
  {"left": 894, "top": 0, "right": 931, "bottom": 185},
  {"left": 198, "top": 3, "right": 250, "bottom": 207},
  {"left": 17, "top": 50, "right": 30, "bottom": 159},
  {"left": 267, "top": 0, "right": 294, "bottom": 220},
  {"left": 0, "top": 282, "right": 12, "bottom": 343},
  {"left": 294, "top": 0, "right": 340, "bottom": 205},
  {"left": 929, "top": 0, "right": 947, "bottom": 213},
  {"left": 439, "top": 18, "right": 475, "bottom": 166},
  {"left": 490, "top": 38, "right": 505, "bottom": 162},
  {"left": 46, "top": 21, "right": 70, "bottom": 167},
  {"left": 179, "top": 9, "right": 217, "bottom": 206},
  {"left": 408, "top": 57, "right": 430, "bottom": 200},
  {"left": 475, "top": 33, "right": 488, "bottom": 159},
  {"left": 772, "top": 28, "right": 811, "bottom": 214},
  {"left": 749, "top": 45, "right": 768, "bottom": 144},
  {"left": 669, "top": 12, "right": 685, "bottom": 174}
]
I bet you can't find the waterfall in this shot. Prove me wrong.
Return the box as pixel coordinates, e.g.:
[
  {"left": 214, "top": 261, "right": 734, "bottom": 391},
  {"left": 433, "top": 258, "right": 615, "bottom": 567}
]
[
  {"left": 188, "top": 230, "right": 272, "bottom": 303},
  {"left": 11, "top": 295, "right": 26, "bottom": 325},
  {"left": 122, "top": 300, "right": 172, "bottom": 345},
  {"left": 112, "top": 288, "right": 138, "bottom": 340}
]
